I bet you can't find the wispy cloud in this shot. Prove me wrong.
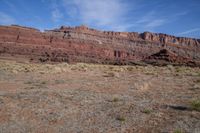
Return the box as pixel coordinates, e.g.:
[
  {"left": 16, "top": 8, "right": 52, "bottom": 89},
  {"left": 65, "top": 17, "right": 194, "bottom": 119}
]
[
  {"left": 2, "top": 0, "right": 16, "bottom": 11},
  {"left": 129, "top": 9, "right": 189, "bottom": 32},
  {"left": 0, "top": 12, "right": 15, "bottom": 25},
  {"left": 178, "top": 28, "right": 200, "bottom": 35},
  {"left": 62, "top": 0, "right": 130, "bottom": 31},
  {"left": 51, "top": 8, "right": 63, "bottom": 22},
  {"left": 46, "top": 0, "right": 63, "bottom": 22},
  {"left": 49, "top": 0, "right": 190, "bottom": 32},
  {"left": 59, "top": 0, "right": 191, "bottom": 32},
  {"left": 145, "top": 19, "right": 166, "bottom": 28},
  {"left": 173, "top": 11, "right": 188, "bottom": 17},
  {"left": 133, "top": 11, "right": 167, "bottom": 29}
]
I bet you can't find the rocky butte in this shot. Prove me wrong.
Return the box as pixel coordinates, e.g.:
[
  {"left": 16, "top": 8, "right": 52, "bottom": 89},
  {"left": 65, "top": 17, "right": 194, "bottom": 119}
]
[{"left": 0, "top": 24, "right": 200, "bottom": 66}]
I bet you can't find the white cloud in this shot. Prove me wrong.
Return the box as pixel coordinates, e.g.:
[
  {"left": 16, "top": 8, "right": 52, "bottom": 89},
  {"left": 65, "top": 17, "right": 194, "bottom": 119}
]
[
  {"left": 178, "top": 28, "right": 200, "bottom": 35},
  {"left": 135, "top": 11, "right": 155, "bottom": 24},
  {"left": 2, "top": 0, "right": 16, "bottom": 11},
  {"left": 145, "top": 19, "right": 166, "bottom": 28},
  {"left": 62, "top": 0, "right": 130, "bottom": 31},
  {"left": 51, "top": 9, "right": 63, "bottom": 22},
  {"left": 59, "top": 0, "right": 190, "bottom": 32},
  {"left": 130, "top": 10, "right": 188, "bottom": 31},
  {"left": 131, "top": 11, "right": 167, "bottom": 30},
  {"left": 173, "top": 11, "right": 188, "bottom": 17},
  {"left": 0, "top": 12, "right": 15, "bottom": 25},
  {"left": 48, "top": 0, "right": 63, "bottom": 22}
]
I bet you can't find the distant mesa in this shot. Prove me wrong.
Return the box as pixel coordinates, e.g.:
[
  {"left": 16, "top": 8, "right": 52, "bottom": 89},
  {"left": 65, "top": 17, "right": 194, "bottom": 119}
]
[{"left": 0, "top": 24, "right": 199, "bottom": 66}]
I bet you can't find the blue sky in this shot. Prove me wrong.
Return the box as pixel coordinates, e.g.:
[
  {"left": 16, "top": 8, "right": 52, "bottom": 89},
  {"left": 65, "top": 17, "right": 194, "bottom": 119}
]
[{"left": 0, "top": 0, "right": 200, "bottom": 38}]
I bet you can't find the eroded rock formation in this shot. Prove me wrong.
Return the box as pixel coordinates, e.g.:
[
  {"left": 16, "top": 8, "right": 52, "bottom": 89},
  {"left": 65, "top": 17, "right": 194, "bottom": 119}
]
[{"left": 0, "top": 24, "right": 200, "bottom": 66}]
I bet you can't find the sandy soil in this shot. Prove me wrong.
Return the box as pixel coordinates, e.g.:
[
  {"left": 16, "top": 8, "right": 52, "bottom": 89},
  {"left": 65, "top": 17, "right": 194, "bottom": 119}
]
[{"left": 0, "top": 59, "right": 200, "bottom": 133}]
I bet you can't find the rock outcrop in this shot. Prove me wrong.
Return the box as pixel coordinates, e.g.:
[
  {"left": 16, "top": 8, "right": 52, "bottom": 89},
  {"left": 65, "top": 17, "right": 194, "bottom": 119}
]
[{"left": 0, "top": 24, "right": 199, "bottom": 66}]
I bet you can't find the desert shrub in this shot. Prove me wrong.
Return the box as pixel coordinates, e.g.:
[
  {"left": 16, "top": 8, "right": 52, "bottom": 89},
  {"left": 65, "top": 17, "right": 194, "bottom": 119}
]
[
  {"left": 195, "top": 79, "right": 200, "bottom": 83},
  {"left": 55, "top": 79, "right": 65, "bottom": 84},
  {"left": 198, "top": 73, "right": 200, "bottom": 77},
  {"left": 126, "top": 66, "right": 134, "bottom": 71},
  {"left": 24, "top": 81, "right": 33, "bottom": 84},
  {"left": 175, "top": 67, "right": 182, "bottom": 73},
  {"left": 173, "top": 129, "right": 182, "bottom": 133},
  {"left": 112, "top": 97, "right": 119, "bottom": 102},
  {"left": 145, "top": 72, "right": 154, "bottom": 75},
  {"left": 41, "top": 81, "right": 47, "bottom": 84},
  {"left": 116, "top": 116, "right": 125, "bottom": 122},
  {"left": 142, "top": 109, "right": 152, "bottom": 114},
  {"left": 103, "top": 72, "right": 116, "bottom": 77},
  {"left": 108, "top": 66, "right": 114, "bottom": 70},
  {"left": 191, "top": 99, "right": 200, "bottom": 111}
]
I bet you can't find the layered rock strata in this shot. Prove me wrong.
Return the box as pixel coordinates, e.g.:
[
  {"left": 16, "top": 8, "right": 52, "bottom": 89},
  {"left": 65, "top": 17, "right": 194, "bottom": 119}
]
[{"left": 0, "top": 25, "right": 199, "bottom": 66}]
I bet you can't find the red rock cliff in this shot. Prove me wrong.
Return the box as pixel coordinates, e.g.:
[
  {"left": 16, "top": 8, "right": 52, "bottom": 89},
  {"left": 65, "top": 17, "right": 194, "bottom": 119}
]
[{"left": 0, "top": 25, "right": 200, "bottom": 66}]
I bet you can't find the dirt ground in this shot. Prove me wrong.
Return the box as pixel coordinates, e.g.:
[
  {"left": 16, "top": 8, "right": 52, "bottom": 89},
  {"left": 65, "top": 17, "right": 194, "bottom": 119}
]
[{"left": 0, "top": 59, "right": 200, "bottom": 133}]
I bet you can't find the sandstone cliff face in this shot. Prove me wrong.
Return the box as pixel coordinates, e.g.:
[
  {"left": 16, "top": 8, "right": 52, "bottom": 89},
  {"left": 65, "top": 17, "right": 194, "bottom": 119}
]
[{"left": 0, "top": 25, "right": 199, "bottom": 66}]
